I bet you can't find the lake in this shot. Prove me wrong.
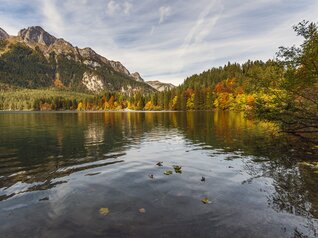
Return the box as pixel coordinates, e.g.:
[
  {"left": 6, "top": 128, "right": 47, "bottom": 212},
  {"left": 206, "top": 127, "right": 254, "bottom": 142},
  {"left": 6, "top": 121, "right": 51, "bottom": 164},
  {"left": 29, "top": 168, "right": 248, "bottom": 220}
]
[{"left": 0, "top": 111, "right": 317, "bottom": 238}]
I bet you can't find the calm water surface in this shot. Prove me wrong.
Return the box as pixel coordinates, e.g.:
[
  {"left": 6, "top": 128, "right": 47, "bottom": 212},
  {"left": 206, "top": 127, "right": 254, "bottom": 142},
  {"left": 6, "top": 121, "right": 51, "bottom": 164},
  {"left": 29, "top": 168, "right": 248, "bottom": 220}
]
[{"left": 0, "top": 111, "right": 317, "bottom": 238}]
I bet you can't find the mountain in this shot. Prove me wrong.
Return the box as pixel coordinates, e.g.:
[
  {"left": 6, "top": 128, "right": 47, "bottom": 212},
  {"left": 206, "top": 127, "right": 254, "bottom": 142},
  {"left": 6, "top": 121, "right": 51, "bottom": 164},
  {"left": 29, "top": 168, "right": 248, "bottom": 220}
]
[
  {"left": 0, "top": 26, "right": 155, "bottom": 93},
  {"left": 131, "top": 72, "right": 144, "bottom": 82},
  {"left": 146, "top": 80, "right": 175, "bottom": 91},
  {"left": 0, "top": 27, "right": 9, "bottom": 40}
]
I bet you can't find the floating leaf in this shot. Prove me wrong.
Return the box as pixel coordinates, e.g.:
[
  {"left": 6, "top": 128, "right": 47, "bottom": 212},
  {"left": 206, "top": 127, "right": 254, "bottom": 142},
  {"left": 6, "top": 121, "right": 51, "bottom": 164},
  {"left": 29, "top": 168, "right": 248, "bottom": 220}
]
[
  {"left": 99, "top": 207, "right": 110, "bottom": 216},
  {"left": 164, "top": 170, "right": 173, "bottom": 175},
  {"left": 139, "top": 208, "right": 146, "bottom": 213},
  {"left": 156, "top": 162, "right": 163, "bottom": 166},
  {"left": 173, "top": 165, "right": 182, "bottom": 174},
  {"left": 201, "top": 198, "right": 212, "bottom": 204}
]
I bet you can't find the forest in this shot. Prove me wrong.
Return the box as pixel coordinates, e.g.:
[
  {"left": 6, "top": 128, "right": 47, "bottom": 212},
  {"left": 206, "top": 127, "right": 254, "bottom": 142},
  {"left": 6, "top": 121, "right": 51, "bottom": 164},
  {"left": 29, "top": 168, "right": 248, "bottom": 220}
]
[{"left": 1, "top": 21, "right": 317, "bottom": 143}]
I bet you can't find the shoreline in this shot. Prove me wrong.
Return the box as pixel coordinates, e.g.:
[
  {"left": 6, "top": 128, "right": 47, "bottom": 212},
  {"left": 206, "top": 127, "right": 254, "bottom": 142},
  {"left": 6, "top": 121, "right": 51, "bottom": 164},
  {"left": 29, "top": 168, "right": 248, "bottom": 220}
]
[{"left": 0, "top": 109, "right": 190, "bottom": 113}]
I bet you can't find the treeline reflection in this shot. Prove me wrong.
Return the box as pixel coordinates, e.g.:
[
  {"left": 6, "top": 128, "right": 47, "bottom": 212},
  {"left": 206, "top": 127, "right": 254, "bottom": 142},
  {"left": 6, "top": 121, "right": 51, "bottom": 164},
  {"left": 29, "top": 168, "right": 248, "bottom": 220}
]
[{"left": 0, "top": 112, "right": 317, "bottom": 220}]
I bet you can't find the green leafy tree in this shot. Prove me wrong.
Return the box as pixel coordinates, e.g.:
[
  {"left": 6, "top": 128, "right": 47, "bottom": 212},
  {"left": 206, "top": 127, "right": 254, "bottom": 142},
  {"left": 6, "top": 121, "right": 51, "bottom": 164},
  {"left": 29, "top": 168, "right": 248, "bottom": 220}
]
[{"left": 254, "top": 21, "right": 318, "bottom": 143}]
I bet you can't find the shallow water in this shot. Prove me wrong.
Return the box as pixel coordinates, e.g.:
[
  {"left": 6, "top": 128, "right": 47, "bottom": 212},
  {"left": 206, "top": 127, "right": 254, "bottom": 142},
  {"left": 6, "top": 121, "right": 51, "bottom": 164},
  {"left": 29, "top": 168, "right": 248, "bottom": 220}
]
[{"left": 0, "top": 111, "right": 317, "bottom": 238}]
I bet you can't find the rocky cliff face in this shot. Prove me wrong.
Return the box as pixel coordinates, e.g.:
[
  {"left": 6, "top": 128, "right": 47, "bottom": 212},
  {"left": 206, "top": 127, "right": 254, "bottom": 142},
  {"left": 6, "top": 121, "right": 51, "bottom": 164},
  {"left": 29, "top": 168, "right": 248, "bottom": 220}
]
[
  {"left": 82, "top": 72, "right": 105, "bottom": 93},
  {"left": 131, "top": 72, "right": 144, "bottom": 82},
  {"left": 0, "top": 27, "right": 9, "bottom": 40},
  {"left": 109, "top": 60, "right": 130, "bottom": 75},
  {"left": 18, "top": 26, "right": 57, "bottom": 46},
  {"left": 146, "top": 81, "right": 175, "bottom": 92},
  {"left": 16, "top": 26, "right": 145, "bottom": 86},
  {"left": 0, "top": 26, "right": 155, "bottom": 93}
]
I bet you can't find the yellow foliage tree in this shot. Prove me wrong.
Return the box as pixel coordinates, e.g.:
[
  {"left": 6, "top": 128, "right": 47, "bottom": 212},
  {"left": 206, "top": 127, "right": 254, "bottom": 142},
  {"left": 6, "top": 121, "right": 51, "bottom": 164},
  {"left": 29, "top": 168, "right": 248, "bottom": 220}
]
[
  {"left": 77, "top": 102, "right": 83, "bottom": 111},
  {"left": 171, "top": 96, "right": 178, "bottom": 110},
  {"left": 144, "top": 101, "right": 154, "bottom": 110},
  {"left": 186, "top": 94, "right": 194, "bottom": 110}
]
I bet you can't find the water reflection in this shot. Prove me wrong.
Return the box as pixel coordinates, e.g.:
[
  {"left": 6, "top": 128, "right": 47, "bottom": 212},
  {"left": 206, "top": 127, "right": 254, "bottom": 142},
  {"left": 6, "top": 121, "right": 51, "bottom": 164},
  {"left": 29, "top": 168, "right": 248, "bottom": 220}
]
[{"left": 0, "top": 111, "right": 317, "bottom": 237}]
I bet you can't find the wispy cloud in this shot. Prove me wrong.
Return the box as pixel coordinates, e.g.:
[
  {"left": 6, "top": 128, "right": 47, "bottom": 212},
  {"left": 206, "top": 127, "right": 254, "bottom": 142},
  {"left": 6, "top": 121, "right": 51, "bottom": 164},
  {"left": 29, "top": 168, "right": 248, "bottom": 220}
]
[
  {"left": 159, "top": 6, "right": 171, "bottom": 24},
  {"left": 41, "top": 0, "right": 64, "bottom": 35},
  {"left": 0, "top": 0, "right": 317, "bottom": 85},
  {"left": 177, "top": 0, "right": 223, "bottom": 71},
  {"left": 106, "top": 1, "right": 120, "bottom": 16},
  {"left": 106, "top": 0, "right": 133, "bottom": 16},
  {"left": 123, "top": 2, "right": 133, "bottom": 15}
]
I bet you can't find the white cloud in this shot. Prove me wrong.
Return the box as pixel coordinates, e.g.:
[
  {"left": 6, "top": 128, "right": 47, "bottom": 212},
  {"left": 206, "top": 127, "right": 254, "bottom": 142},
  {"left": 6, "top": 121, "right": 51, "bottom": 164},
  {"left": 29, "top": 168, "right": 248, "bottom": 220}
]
[
  {"left": 177, "top": 0, "right": 223, "bottom": 72},
  {"left": 41, "top": 0, "right": 64, "bottom": 35},
  {"left": 1, "top": 0, "right": 318, "bottom": 86},
  {"left": 159, "top": 6, "right": 171, "bottom": 24},
  {"left": 106, "top": 1, "right": 120, "bottom": 16},
  {"left": 123, "top": 1, "right": 133, "bottom": 15},
  {"left": 106, "top": 1, "right": 133, "bottom": 16}
]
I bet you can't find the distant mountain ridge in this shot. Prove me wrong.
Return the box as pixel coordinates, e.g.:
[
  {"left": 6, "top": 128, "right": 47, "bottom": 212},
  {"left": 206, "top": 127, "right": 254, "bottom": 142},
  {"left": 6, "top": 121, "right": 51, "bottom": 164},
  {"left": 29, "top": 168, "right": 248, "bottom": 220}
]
[
  {"left": 0, "top": 26, "right": 155, "bottom": 93},
  {"left": 146, "top": 80, "right": 175, "bottom": 91},
  {"left": 18, "top": 26, "right": 140, "bottom": 78},
  {"left": 0, "top": 27, "right": 9, "bottom": 40}
]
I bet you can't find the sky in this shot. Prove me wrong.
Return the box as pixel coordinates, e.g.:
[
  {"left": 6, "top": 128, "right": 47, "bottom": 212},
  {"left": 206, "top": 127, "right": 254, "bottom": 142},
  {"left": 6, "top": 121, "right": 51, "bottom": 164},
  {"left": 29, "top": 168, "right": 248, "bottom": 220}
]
[{"left": 0, "top": 0, "right": 317, "bottom": 85}]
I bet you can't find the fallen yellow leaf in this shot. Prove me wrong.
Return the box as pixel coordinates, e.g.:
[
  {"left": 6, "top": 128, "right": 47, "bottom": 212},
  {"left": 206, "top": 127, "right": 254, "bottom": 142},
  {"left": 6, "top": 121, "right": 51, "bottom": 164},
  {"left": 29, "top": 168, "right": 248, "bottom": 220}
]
[
  {"left": 201, "top": 198, "right": 212, "bottom": 204},
  {"left": 99, "top": 207, "right": 110, "bottom": 216},
  {"left": 164, "top": 170, "right": 173, "bottom": 175}
]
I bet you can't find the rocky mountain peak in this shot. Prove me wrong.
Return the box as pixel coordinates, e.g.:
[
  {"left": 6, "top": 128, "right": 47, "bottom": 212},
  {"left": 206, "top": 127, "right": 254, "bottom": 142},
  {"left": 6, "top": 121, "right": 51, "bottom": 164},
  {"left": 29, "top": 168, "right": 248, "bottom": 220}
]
[
  {"left": 131, "top": 72, "right": 144, "bottom": 82},
  {"left": 18, "top": 26, "right": 57, "bottom": 46},
  {"left": 109, "top": 61, "right": 130, "bottom": 76},
  {"left": 78, "top": 47, "right": 98, "bottom": 59},
  {"left": 0, "top": 27, "right": 9, "bottom": 40},
  {"left": 0, "top": 25, "right": 158, "bottom": 93},
  {"left": 13, "top": 26, "right": 145, "bottom": 83},
  {"left": 146, "top": 80, "right": 175, "bottom": 92}
]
